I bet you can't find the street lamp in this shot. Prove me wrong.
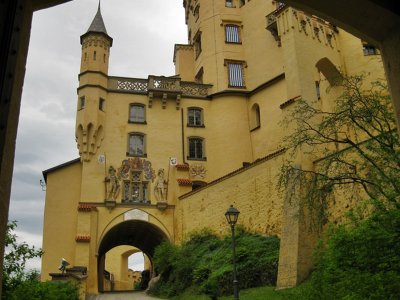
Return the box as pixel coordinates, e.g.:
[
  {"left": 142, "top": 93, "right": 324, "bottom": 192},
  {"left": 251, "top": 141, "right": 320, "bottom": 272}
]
[{"left": 225, "top": 205, "right": 240, "bottom": 300}]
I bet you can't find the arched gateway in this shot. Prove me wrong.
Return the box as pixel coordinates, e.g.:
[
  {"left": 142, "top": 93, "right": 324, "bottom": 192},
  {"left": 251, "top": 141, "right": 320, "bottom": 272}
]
[{"left": 97, "top": 219, "right": 169, "bottom": 292}]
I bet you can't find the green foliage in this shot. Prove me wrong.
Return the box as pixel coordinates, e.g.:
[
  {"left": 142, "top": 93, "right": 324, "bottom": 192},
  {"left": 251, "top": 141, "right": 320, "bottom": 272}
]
[
  {"left": 279, "top": 74, "right": 400, "bottom": 228},
  {"left": 152, "top": 229, "right": 280, "bottom": 298},
  {"left": 307, "top": 209, "right": 400, "bottom": 300},
  {"left": 2, "top": 221, "right": 79, "bottom": 299},
  {"left": 7, "top": 273, "right": 79, "bottom": 300},
  {"left": 169, "top": 283, "right": 312, "bottom": 300},
  {"left": 2, "top": 221, "right": 43, "bottom": 299},
  {"left": 278, "top": 73, "right": 400, "bottom": 299}
]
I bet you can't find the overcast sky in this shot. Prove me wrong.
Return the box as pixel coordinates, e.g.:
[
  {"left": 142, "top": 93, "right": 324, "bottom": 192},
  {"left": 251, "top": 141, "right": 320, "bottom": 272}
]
[{"left": 9, "top": 0, "right": 187, "bottom": 271}]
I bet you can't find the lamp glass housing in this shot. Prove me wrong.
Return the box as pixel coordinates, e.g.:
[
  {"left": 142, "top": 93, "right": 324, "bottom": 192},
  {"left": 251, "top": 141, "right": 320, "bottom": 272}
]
[{"left": 225, "top": 205, "right": 240, "bottom": 226}]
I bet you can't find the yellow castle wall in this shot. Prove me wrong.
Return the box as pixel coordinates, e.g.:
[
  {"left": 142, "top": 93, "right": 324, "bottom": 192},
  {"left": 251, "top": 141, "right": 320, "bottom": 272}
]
[{"left": 41, "top": 161, "right": 82, "bottom": 281}]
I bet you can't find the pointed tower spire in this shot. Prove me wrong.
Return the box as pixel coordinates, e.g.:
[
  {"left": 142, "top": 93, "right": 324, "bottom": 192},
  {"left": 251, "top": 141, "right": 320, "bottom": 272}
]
[
  {"left": 87, "top": 1, "right": 108, "bottom": 35},
  {"left": 80, "top": 1, "right": 112, "bottom": 46}
]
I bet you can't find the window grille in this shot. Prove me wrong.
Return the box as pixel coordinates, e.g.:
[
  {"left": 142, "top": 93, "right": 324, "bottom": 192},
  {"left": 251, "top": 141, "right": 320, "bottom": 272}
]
[
  {"left": 228, "top": 62, "right": 245, "bottom": 87},
  {"left": 225, "top": 25, "right": 240, "bottom": 43}
]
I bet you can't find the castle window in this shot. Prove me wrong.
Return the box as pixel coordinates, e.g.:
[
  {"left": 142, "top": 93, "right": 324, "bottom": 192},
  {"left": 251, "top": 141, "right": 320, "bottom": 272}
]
[
  {"left": 362, "top": 43, "right": 379, "bottom": 56},
  {"left": 129, "top": 104, "right": 146, "bottom": 123},
  {"left": 188, "top": 107, "right": 204, "bottom": 127},
  {"left": 250, "top": 103, "right": 261, "bottom": 131},
  {"left": 93, "top": 51, "right": 97, "bottom": 61},
  {"left": 239, "top": 0, "right": 245, "bottom": 7},
  {"left": 195, "top": 67, "right": 204, "bottom": 84},
  {"left": 188, "top": 137, "right": 205, "bottom": 160},
  {"left": 99, "top": 98, "right": 105, "bottom": 111},
  {"left": 128, "top": 133, "right": 146, "bottom": 157},
  {"left": 122, "top": 171, "right": 149, "bottom": 203},
  {"left": 225, "top": 24, "right": 241, "bottom": 43},
  {"left": 226, "top": 0, "right": 234, "bottom": 8},
  {"left": 79, "top": 96, "right": 85, "bottom": 109},
  {"left": 315, "top": 81, "right": 321, "bottom": 100},
  {"left": 123, "top": 175, "right": 148, "bottom": 203},
  {"left": 192, "top": 181, "right": 207, "bottom": 190},
  {"left": 194, "top": 5, "right": 200, "bottom": 21},
  {"left": 225, "top": 60, "right": 246, "bottom": 88},
  {"left": 103, "top": 53, "right": 106, "bottom": 62},
  {"left": 194, "top": 31, "right": 202, "bottom": 58}
]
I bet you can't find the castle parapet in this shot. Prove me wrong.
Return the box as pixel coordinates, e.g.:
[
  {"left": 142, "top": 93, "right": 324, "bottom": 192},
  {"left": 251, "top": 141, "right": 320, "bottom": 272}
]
[{"left": 108, "top": 75, "right": 211, "bottom": 99}]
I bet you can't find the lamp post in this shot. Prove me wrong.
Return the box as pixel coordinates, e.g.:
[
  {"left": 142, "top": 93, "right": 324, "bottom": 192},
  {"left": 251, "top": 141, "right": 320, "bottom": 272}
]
[{"left": 225, "top": 205, "right": 240, "bottom": 300}]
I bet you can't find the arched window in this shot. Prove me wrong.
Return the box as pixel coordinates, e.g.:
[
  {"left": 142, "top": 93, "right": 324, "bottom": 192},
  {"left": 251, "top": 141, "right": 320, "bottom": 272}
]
[
  {"left": 192, "top": 181, "right": 207, "bottom": 190},
  {"left": 316, "top": 57, "right": 342, "bottom": 86},
  {"left": 128, "top": 133, "right": 146, "bottom": 157},
  {"left": 250, "top": 103, "right": 261, "bottom": 131}
]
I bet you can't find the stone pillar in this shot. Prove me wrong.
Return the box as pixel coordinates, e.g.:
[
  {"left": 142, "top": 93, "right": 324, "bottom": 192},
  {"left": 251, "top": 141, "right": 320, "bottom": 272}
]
[{"left": 276, "top": 166, "right": 319, "bottom": 288}]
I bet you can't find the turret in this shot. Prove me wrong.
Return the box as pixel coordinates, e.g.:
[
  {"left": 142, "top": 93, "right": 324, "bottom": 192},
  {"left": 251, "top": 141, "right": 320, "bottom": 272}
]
[
  {"left": 80, "top": 2, "right": 113, "bottom": 74},
  {"left": 76, "top": 3, "right": 112, "bottom": 162}
]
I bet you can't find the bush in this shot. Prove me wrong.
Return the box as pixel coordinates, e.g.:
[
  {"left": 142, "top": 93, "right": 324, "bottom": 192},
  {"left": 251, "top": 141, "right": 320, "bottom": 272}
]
[
  {"left": 7, "top": 275, "right": 79, "bottom": 300},
  {"left": 308, "top": 209, "right": 400, "bottom": 299},
  {"left": 152, "top": 228, "right": 280, "bottom": 298}
]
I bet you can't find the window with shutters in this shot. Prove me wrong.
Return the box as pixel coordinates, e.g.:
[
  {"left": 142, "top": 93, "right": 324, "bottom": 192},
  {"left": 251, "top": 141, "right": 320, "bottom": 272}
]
[
  {"left": 225, "top": 60, "right": 246, "bottom": 88},
  {"left": 188, "top": 137, "right": 205, "bottom": 160},
  {"left": 225, "top": 24, "right": 241, "bottom": 43}
]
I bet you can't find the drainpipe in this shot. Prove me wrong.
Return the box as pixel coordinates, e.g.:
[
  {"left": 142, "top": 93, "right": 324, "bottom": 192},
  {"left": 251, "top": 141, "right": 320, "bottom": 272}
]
[{"left": 181, "top": 108, "right": 186, "bottom": 164}]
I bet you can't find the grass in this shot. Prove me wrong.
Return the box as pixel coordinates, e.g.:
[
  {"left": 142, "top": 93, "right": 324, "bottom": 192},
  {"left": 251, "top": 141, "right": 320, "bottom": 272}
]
[{"left": 167, "top": 282, "right": 310, "bottom": 300}]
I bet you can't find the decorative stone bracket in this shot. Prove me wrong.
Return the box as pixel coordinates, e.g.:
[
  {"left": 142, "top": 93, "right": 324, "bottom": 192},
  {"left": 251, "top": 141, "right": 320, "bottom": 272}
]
[{"left": 75, "top": 235, "right": 91, "bottom": 243}]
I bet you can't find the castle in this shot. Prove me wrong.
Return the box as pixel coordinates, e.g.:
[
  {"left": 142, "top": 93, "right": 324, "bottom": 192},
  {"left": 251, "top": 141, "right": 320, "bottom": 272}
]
[{"left": 41, "top": 0, "right": 385, "bottom": 296}]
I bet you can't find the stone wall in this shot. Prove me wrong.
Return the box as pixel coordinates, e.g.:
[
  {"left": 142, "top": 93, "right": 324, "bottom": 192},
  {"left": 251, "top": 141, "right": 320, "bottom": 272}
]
[{"left": 175, "top": 149, "right": 286, "bottom": 242}]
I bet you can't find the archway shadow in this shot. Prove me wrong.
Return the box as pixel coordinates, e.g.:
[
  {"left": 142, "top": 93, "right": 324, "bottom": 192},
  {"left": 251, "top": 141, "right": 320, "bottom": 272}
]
[{"left": 97, "top": 220, "right": 168, "bottom": 292}]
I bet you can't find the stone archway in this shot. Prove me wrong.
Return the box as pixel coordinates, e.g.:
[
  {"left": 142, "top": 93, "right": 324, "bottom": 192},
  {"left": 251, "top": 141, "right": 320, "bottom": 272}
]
[{"left": 97, "top": 219, "right": 168, "bottom": 292}]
